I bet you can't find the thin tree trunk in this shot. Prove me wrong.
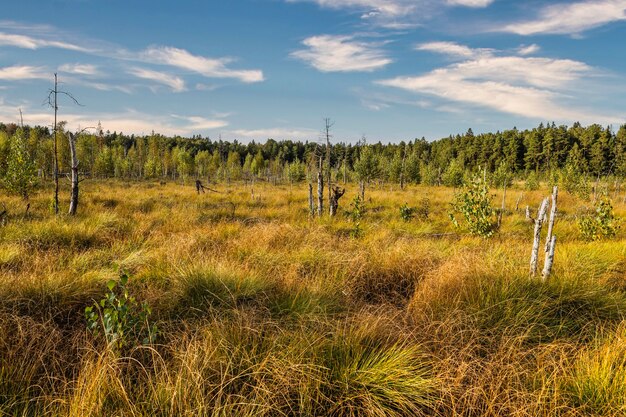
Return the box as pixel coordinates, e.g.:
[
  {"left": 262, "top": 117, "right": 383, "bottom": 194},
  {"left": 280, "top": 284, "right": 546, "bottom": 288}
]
[
  {"left": 325, "top": 118, "right": 332, "bottom": 215},
  {"left": 329, "top": 186, "right": 345, "bottom": 217},
  {"left": 530, "top": 198, "right": 549, "bottom": 277},
  {"left": 53, "top": 73, "right": 59, "bottom": 215},
  {"left": 544, "top": 186, "right": 558, "bottom": 253},
  {"left": 542, "top": 236, "right": 556, "bottom": 281},
  {"left": 317, "top": 157, "right": 324, "bottom": 217},
  {"left": 68, "top": 132, "right": 79, "bottom": 215},
  {"left": 308, "top": 183, "right": 314, "bottom": 217}
]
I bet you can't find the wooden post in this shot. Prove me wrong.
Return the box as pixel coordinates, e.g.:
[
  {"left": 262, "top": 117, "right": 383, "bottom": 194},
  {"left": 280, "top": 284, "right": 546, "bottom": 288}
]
[
  {"left": 542, "top": 236, "right": 557, "bottom": 280},
  {"left": 530, "top": 198, "right": 549, "bottom": 277},
  {"left": 544, "top": 186, "right": 558, "bottom": 253}
]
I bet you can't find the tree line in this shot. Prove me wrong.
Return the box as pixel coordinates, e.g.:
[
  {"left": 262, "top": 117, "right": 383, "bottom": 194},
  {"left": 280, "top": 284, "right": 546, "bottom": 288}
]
[{"left": 1, "top": 121, "right": 625, "bottom": 190}]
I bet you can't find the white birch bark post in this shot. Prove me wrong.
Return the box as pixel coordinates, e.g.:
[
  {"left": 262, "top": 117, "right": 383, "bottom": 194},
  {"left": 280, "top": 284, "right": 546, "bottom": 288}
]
[
  {"left": 530, "top": 198, "right": 549, "bottom": 277},
  {"left": 542, "top": 236, "right": 556, "bottom": 280},
  {"left": 544, "top": 186, "right": 558, "bottom": 253}
]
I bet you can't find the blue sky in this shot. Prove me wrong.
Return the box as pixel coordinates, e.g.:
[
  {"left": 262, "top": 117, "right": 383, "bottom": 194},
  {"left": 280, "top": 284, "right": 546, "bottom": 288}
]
[{"left": 1, "top": 0, "right": 626, "bottom": 142}]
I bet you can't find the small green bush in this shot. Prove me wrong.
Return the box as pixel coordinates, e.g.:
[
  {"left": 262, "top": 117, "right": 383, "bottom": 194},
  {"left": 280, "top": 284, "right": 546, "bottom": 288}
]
[
  {"left": 347, "top": 196, "right": 364, "bottom": 238},
  {"left": 399, "top": 203, "right": 416, "bottom": 222},
  {"left": 449, "top": 177, "right": 498, "bottom": 238},
  {"left": 578, "top": 196, "right": 620, "bottom": 241},
  {"left": 85, "top": 272, "right": 157, "bottom": 351}
]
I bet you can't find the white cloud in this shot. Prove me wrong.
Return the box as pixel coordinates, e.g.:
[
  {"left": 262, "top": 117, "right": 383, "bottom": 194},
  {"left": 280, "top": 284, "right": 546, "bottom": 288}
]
[
  {"left": 0, "top": 21, "right": 264, "bottom": 86},
  {"left": 128, "top": 67, "right": 186, "bottom": 92},
  {"left": 378, "top": 43, "right": 619, "bottom": 123},
  {"left": 140, "top": 46, "right": 264, "bottom": 83},
  {"left": 517, "top": 44, "right": 540, "bottom": 56},
  {"left": 292, "top": 35, "right": 392, "bottom": 72},
  {"left": 171, "top": 114, "right": 229, "bottom": 130},
  {"left": 228, "top": 127, "right": 317, "bottom": 140},
  {"left": 287, "top": 0, "right": 493, "bottom": 27},
  {"left": 416, "top": 41, "right": 493, "bottom": 59},
  {"left": 0, "top": 31, "right": 88, "bottom": 51},
  {"left": 0, "top": 65, "right": 48, "bottom": 81},
  {"left": 59, "top": 63, "right": 100, "bottom": 76},
  {"left": 446, "top": 0, "right": 494, "bottom": 7},
  {"left": 0, "top": 102, "right": 228, "bottom": 136},
  {"left": 501, "top": 0, "right": 626, "bottom": 35}
]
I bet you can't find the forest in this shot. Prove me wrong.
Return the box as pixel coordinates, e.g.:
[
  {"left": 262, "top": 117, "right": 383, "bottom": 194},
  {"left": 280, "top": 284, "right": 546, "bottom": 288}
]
[{"left": 2, "top": 121, "right": 625, "bottom": 187}]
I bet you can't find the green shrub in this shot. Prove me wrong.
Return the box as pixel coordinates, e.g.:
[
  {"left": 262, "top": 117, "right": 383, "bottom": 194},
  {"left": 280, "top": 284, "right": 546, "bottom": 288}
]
[
  {"left": 85, "top": 272, "right": 157, "bottom": 351},
  {"left": 578, "top": 196, "right": 620, "bottom": 241},
  {"left": 449, "top": 177, "right": 498, "bottom": 237},
  {"left": 347, "top": 196, "right": 364, "bottom": 238},
  {"left": 399, "top": 203, "right": 416, "bottom": 222}
]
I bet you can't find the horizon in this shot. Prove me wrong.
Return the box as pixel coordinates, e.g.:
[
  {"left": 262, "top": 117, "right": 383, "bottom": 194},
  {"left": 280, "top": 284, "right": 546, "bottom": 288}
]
[{"left": 1, "top": 0, "right": 626, "bottom": 142}]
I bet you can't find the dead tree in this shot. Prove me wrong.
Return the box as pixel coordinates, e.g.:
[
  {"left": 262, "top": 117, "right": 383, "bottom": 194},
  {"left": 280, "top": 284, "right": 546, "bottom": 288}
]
[
  {"left": 317, "top": 156, "right": 324, "bottom": 217},
  {"left": 46, "top": 73, "right": 81, "bottom": 215},
  {"left": 68, "top": 132, "right": 79, "bottom": 215},
  {"left": 516, "top": 192, "right": 524, "bottom": 212},
  {"left": 324, "top": 118, "right": 334, "bottom": 216},
  {"left": 196, "top": 179, "right": 205, "bottom": 194},
  {"left": 542, "top": 236, "right": 557, "bottom": 280},
  {"left": 544, "top": 186, "right": 558, "bottom": 253},
  {"left": 308, "top": 182, "right": 315, "bottom": 217},
  {"left": 195, "top": 180, "right": 219, "bottom": 194},
  {"left": 529, "top": 198, "right": 549, "bottom": 277},
  {"left": 541, "top": 186, "right": 558, "bottom": 280},
  {"left": 329, "top": 186, "right": 345, "bottom": 217}
]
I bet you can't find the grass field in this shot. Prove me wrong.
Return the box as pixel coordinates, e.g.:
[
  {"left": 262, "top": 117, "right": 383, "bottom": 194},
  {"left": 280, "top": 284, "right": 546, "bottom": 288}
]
[{"left": 1, "top": 180, "right": 625, "bottom": 416}]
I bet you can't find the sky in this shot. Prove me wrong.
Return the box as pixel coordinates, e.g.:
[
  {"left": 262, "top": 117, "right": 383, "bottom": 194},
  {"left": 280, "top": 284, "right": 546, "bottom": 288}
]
[{"left": 1, "top": 0, "right": 626, "bottom": 143}]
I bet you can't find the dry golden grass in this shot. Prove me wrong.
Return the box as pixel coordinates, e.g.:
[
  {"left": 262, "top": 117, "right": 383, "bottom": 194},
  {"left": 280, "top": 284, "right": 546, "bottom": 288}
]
[{"left": 0, "top": 179, "right": 625, "bottom": 416}]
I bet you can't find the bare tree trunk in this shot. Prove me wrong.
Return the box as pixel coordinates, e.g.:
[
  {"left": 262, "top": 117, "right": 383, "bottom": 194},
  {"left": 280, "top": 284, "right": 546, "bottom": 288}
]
[
  {"left": 317, "top": 158, "right": 324, "bottom": 217},
  {"left": 308, "top": 182, "right": 315, "bottom": 217},
  {"left": 400, "top": 145, "right": 406, "bottom": 190},
  {"left": 359, "top": 180, "right": 365, "bottom": 201},
  {"left": 498, "top": 183, "right": 507, "bottom": 227},
  {"left": 329, "top": 186, "right": 345, "bottom": 217},
  {"left": 53, "top": 73, "right": 59, "bottom": 215},
  {"left": 325, "top": 118, "right": 333, "bottom": 215},
  {"left": 530, "top": 198, "right": 549, "bottom": 277},
  {"left": 516, "top": 192, "right": 524, "bottom": 212},
  {"left": 68, "top": 132, "right": 79, "bottom": 215},
  {"left": 542, "top": 236, "right": 556, "bottom": 281},
  {"left": 544, "top": 186, "right": 558, "bottom": 253}
]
